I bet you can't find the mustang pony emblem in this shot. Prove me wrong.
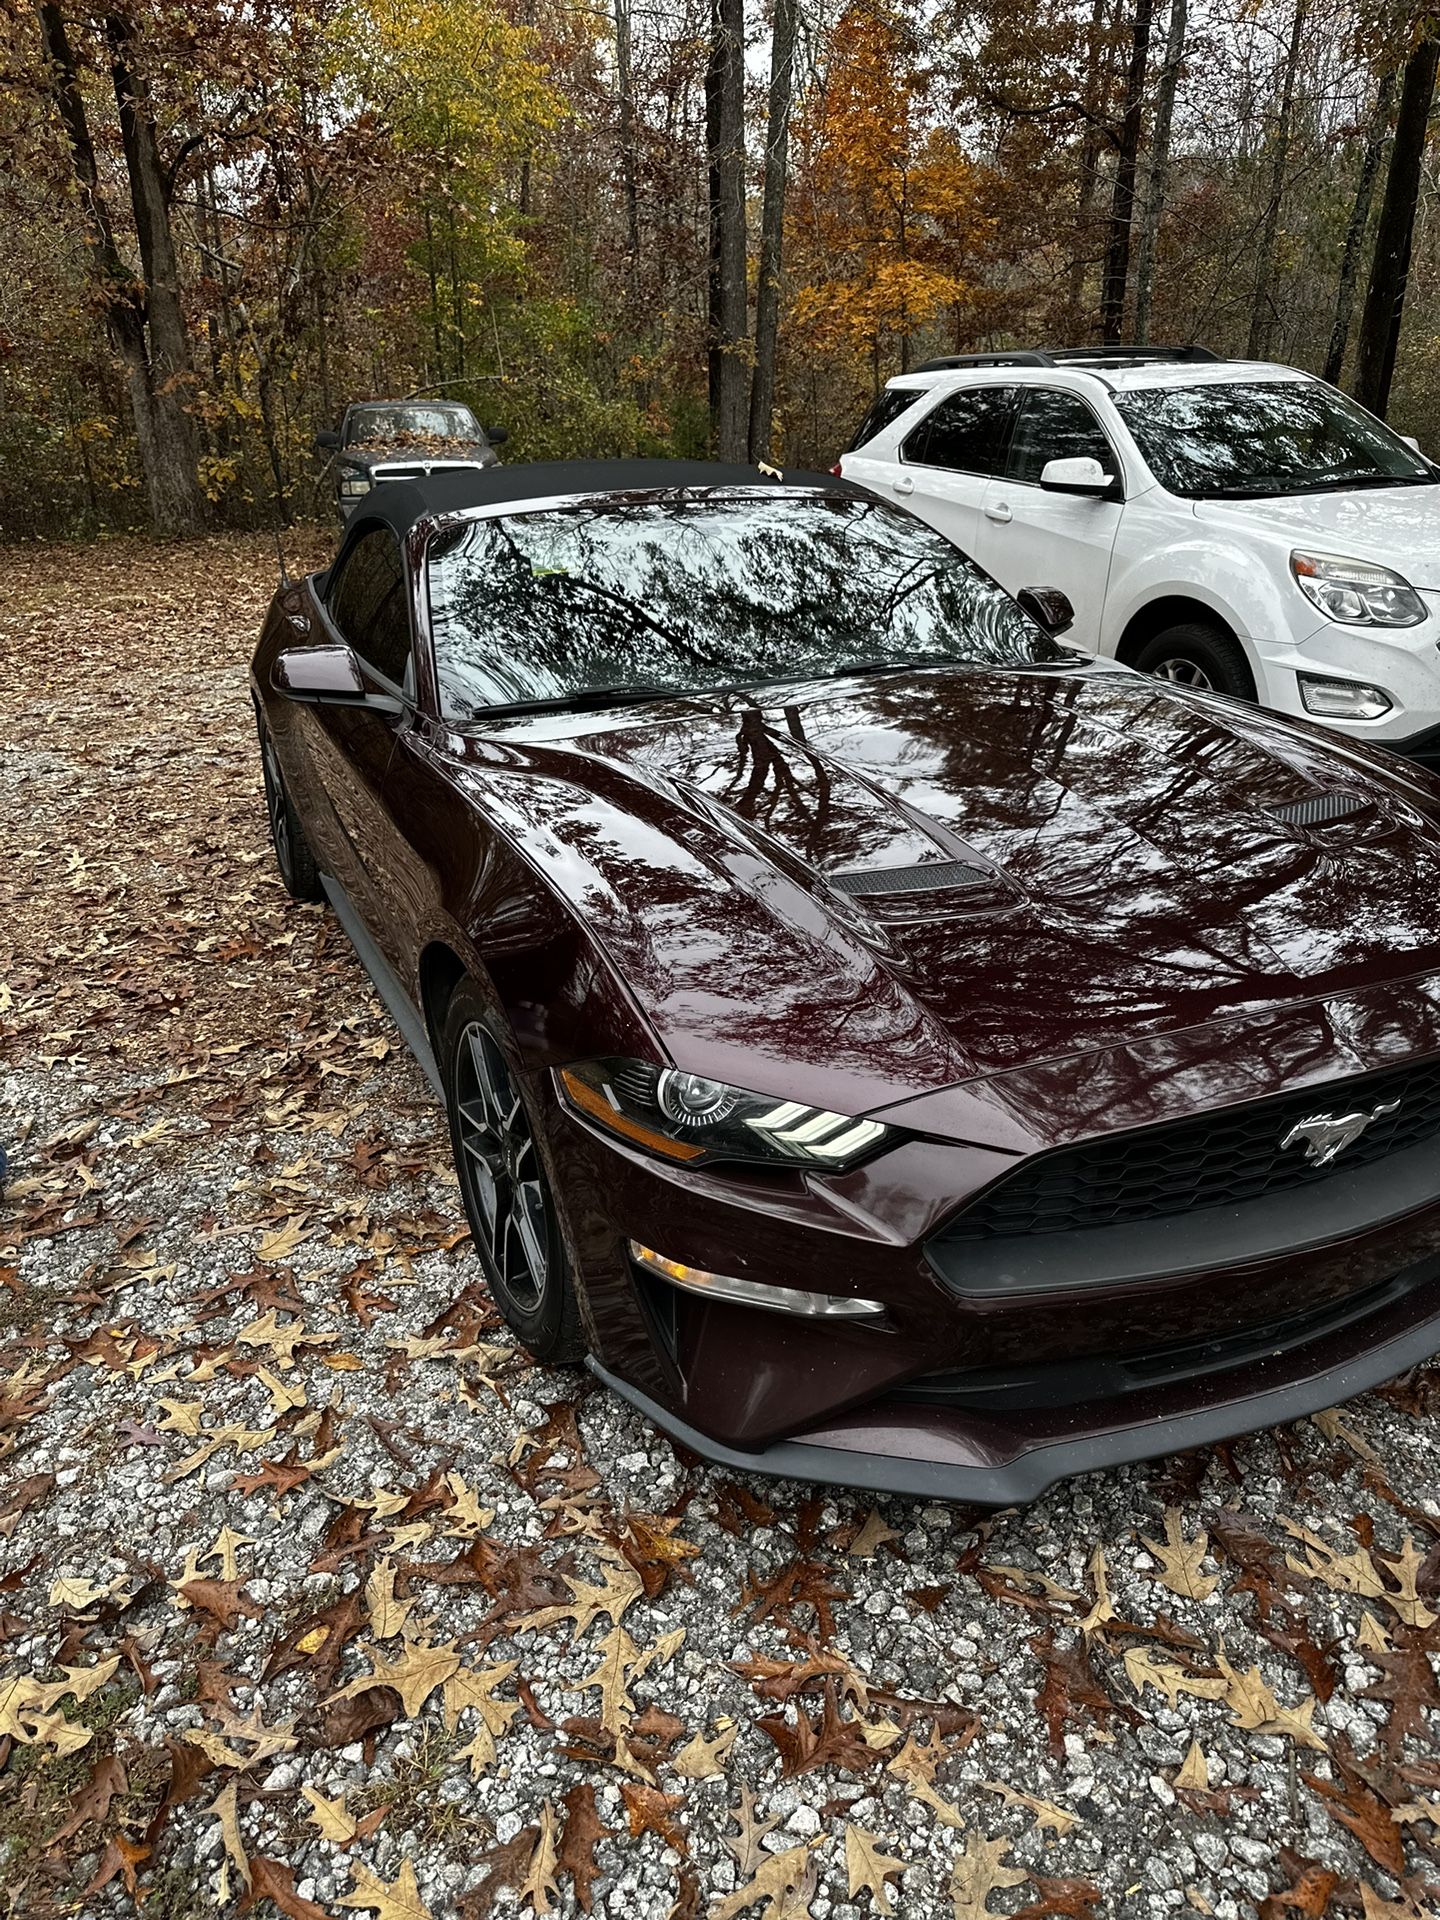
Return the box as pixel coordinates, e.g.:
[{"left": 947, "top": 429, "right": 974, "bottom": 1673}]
[{"left": 1281, "top": 1098, "right": 1400, "bottom": 1167}]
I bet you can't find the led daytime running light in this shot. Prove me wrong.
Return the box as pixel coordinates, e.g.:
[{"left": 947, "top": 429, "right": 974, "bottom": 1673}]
[{"left": 630, "top": 1241, "right": 884, "bottom": 1318}]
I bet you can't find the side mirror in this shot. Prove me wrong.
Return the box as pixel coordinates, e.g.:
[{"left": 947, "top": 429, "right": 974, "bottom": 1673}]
[
  {"left": 314, "top": 428, "right": 341, "bottom": 452},
  {"left": 1017, "top": 587, "right": 1075, "bottom": 638},
  {"left": 272, "top": 645, "right": 403, "bottom": 714},
  {"left": 1039, "top": 455, "right": 1119, "bottom": 498},
  {"left": 1401, "top": 433, "right": 1422, "bottom": 454},
  {"left": 485, "top": 425, "right": 509, "bottom": 447}
]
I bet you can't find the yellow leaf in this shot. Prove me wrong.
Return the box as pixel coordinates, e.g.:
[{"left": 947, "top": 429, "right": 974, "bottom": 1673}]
[
  {"left": 1142, "top": 1509, "right": 1218, "bottom": 1602},
  {"left": 845, "top": 1825, "right": 907, "bottom": 1914},
  {"left": 302, "top": 1783, "right": 357, "bottom": 1844},
  {"left": 329, "top": 1638, "right": 461, "bottom": 1718},
  {"left": 672, "top": 1716, "right": 737, "bottom": 1779},
  {"left": 339, "top": 1860, "right": 432, "bottom": 1920},
  {"left": 847, "top": 1509, "right": 901, "bottom": 1558},
  {"left": 1175, "top": 1741, "right": 1210, "bottom": 1791},
  {"left": 979, "top": 1779, "right": 1075, "bottom": 1835},
  {"left": 949, "top": 1830, "right": 1029, "bottom": 1920},
  {"left": 518, "top": 1802, "right": 561, "bottom": 1915},
  {"left": 205, "top": 1780, "right": 251, "bottom": 1893},
  {"left": 365, "top": 1557, "right": 415, "bottom": 1640}
]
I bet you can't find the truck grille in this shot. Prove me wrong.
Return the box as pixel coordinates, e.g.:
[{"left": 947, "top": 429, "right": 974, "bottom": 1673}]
[{"left": 945, "top": 1055, "right": 1440, "bottom": 1239}]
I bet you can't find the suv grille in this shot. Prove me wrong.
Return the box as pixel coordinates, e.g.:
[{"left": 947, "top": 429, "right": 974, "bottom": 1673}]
[{"left": 945, "top": 1055, "right": 1440, "bottom": 1239}]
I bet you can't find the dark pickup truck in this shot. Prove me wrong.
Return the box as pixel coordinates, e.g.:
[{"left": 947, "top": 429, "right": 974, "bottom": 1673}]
[{"left": 316, "top": 401, "right": 506, "bottom": 517}]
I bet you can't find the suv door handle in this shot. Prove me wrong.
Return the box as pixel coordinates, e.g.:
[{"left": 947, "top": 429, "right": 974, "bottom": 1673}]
[
  {"left": 892, "top": 476, "right": 914, "bottom": 496},
  {"left": 984, "top": 501, "right": 1012, "bottom": 523}
]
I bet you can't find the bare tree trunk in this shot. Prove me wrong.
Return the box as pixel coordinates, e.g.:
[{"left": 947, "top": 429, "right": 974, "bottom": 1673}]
[
  {"left": 614, "top": 0, "right": 641, "bottom": 275},
  {"left": 1133, "top": 0, "right": 1186, "bottom": 344},
  {"left": 1065, "top": 0, "right": 1109, "bottom": 339},
  {"left": 35, "top": 2, "right": 205, "bottom": 534},
  {"left": 104, "top": 7, "right": 206, "bottom": 533},
  {"left": 1324, "top": 67, "right": 1395, "bottom": 385},
  {"left": 748, "top": 0, "right": 796, "bottom": 461},
  {"left": 1355, "top": 28, "right": 1439, "bottom": 416},
  {"left": 1100, "top": 0, "right": 1155, "bottom": 344},
  {"left": 1246, "top": 0, "right": 1308, "bottom": 360},
  {"left": 706, "top": 0, "right": 748, "bottom": 459}
]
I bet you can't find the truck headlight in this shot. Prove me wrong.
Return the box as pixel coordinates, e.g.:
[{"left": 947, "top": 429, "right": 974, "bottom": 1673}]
[
  {"left": 339, "top": 475, "right": 371, "bottom": 499},
  {"left": 1292, "top": 551, "right": 1425, "bottom": 628}
]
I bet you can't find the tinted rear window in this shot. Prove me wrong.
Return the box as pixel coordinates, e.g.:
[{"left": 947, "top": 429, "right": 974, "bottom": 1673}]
[
  {"left": 903, "top": 386, "right": 1019, "bottom": 478},
  {"left": 846, "top": 388, "right": 926, "bottom": 452}
]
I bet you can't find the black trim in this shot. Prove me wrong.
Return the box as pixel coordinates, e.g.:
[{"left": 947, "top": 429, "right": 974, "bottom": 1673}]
[
  {"left": 319, "top": 874, "right": 443, "bottom": 1096},
  {"left": 1390, "top": 721, "right": 1440, "bottom": 775},
  {"left": 587, "top": 1283, "right": 1440, "bottom": 1505},
  {"left": 927, "top": 1130, "right": 1440, "bottom": 1296}
]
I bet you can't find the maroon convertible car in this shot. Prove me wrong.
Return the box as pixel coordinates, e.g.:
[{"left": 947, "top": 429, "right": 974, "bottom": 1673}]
[{"left": 252, "top": 459, "right": 1440, "bottom": 1504}]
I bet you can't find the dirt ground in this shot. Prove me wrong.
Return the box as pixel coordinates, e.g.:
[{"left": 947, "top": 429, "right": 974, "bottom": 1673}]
[{"left": 2, "top": 533, "right": 1439, "bottom": 1920}]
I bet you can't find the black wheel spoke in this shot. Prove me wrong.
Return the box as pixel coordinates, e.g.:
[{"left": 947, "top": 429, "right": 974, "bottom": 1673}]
[{"left": 453, "top": 1021, "right": 549, "bottom": 1314}]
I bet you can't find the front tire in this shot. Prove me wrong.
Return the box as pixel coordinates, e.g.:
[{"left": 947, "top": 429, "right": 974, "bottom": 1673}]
[
  {"left": 258, "top": 715, "right": 324, "bottom": 903},
  {"left": 442, "top": 982, "right": 584, "bottom": 1364},
  {"left": 1133, "top": 622, "right": 1256, "bottom": 701}
]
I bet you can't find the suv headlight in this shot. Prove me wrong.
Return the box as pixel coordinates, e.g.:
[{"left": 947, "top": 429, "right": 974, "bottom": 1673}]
[
  {"left": 1291, "top": 551, "right": 1425, "bottom": 628},
  {"left": 556, "top": 1059, "right": 893, "bottom": 1170},
  {"left": 339, "top": 474, "right": 371, "bottom": 498}
]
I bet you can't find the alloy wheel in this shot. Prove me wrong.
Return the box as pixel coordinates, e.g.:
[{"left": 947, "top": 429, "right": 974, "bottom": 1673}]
[
  {"left": 453, "top": 1021, "right": 550, "bottom": 1313},
  {"left": 261, "top": 733, "right": 294, "bottom": 883},
  {"left": 1151, "top": 657, "right": 1213, "bottom": 690}
]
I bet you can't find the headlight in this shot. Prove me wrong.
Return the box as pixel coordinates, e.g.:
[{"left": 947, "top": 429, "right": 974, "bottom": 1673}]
[
  {"left": 556, "top": 1058, "right": 893, "bottom": 1170},
  {"left": 1298, "top": 673, "right": 1393, "bottom": 719},
  {"left": 1291, "top": 551, "right": 1425, "bottom": 627},
  {"left": 339, "top": 475, "right": 371, "bottom": 498}
]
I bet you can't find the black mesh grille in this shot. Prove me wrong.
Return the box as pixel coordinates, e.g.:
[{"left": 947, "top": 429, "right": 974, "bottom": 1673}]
[
  {"left": 944, "top": 1055, "right": 1440, "bottom": 1240},
  {"left": 1267, "top": 791, "right": 1368, "bottom": 827},
  {"left": 830, "top": 860, "right": 989, "bottom": 896}
]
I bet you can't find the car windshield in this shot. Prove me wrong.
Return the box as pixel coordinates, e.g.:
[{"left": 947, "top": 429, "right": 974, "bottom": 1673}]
[
  {"left": 1114, "top": 380, "right": 1435, "bottom": 499},
  {"left": 424, "top": 490, "right": 1062, "bottom": 719},
  {"left": 345, "top": 403, "right": 481, "bottom": 446}
]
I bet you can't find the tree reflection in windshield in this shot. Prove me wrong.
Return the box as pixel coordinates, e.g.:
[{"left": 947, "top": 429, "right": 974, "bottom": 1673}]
[
  {"left": 425, "top": 490, "right": 1058, "bottom": 718},
  {"left": 1115, "top": 380, "right": 1434, "bottom": 499}
]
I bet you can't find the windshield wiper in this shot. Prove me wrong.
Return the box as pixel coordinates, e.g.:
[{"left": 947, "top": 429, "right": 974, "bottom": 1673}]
[{"left": 475, "top": 683, "right": 692, "bottom": 721}]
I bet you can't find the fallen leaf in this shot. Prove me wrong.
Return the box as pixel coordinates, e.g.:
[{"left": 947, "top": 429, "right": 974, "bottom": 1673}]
[
  {"left": 950, "top": 1830, "right": 1029, "bottom": 1920},
  {"left": 558, "top": 1782, "right": 610, "bottom": 1913},
  {"left": 1143, "top": 1509, "right": 1218, "bottom": 1601},
  {"left": 245, "top": 1858, "right": 330, "bottom": 1920},
  {"left": 710, "top": 1843, "right": 819, "bottom": 1920},
  {"left": 845, "top": 1825, "right": 907, "bottom": 1913},
  {"left": 205, "top": 1778, "right": 251, "bottom": 1893},
  {"left": 339, "top": 1860, "right": 432, "bottom": 1920}
]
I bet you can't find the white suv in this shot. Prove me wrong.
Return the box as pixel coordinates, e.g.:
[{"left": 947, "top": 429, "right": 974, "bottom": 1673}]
[{"left": 839, "top": 347, "right": 1440, "bottom": 769}]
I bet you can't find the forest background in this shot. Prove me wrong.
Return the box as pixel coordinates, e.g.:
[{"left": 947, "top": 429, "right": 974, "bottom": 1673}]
[{"left": 1, "top": 0, "right": 1437, "bottom": 538}]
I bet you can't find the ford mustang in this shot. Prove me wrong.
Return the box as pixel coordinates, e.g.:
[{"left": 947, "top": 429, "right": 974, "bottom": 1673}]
[{"left": 250, "top": 459, "right": 1440, "bottom": 1503}]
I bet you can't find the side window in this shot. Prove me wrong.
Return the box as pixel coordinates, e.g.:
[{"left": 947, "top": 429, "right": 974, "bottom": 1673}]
[
  {"left": 327, "top": 528, "right": 412, "bottom": 688},
  {"left": 902, "top": 385, "right": 1019, "bottom": 477},
  {"left": 846, "top": 387, "right": 927, "bottom": 453},
  {"left": 1008, "top": 389, "right": 1116, "bottom": 484}
]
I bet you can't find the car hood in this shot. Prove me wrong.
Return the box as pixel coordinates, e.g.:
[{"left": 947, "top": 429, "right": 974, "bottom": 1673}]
[
  {"left": 344, "top": 442, "right": 493, "bottom": 473},
  {"left": 1195, "top": 484, "right": 1440, "bottom": 586},
  {"left": 461, "top": 663, "right": 1440, "bottom": 1135}
]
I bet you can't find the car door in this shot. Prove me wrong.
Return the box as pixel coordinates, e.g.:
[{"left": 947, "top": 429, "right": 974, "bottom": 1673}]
[
  {"left": 303, "top": 526, "right": 417, "bottom": 962},
  {"left": 975, "top": 386, "right": 1125, "bottom": 648},
  {"left": 890, "top": 384, "right": 1020, "bottom": 558}
]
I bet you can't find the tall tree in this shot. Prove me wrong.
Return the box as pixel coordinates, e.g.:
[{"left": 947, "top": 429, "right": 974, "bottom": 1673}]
[
  {"left": 706, "top": 0, "right": 748, "bottom": 459},
  {"left": 749, "top": 0, "right": 798, "bottom": 461},
  {"left": 1099, "top": 0, "right": 1155, "bottom": 343},
  {"left": 34, "top": 3, "right": 207, "bottom": 534},
  {"left": 1324, "top": 66, "right": 1396, "bottom": 384},
  {"left": 1132, "top": 0, "right": 1186, "bottom": 344},
  {"left": 1246, "top": 0, "right": 1309, "bottom": 360},
  {"left": 1354, "top": 22, "right": 1440, "bottom": 415}
]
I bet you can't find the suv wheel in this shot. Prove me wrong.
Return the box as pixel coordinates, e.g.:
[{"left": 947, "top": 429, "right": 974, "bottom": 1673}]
[
  {"left": 1133, "top": 623, "right": 1256, "bottom": 701},
  {"left": 442, "top": 982, "right": 585, "bottom": 1365},
  {"left": 258, "top": 717, "right": 324, "bottom": 902}
]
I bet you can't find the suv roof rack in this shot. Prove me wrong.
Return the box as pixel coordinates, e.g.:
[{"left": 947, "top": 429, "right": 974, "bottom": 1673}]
[{"left": 913, "top": 344, "right": 1221, "bottom": 374}]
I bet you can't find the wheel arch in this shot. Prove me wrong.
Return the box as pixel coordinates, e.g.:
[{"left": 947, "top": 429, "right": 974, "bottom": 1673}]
[
  {"left": 417, "top": 940, "right": 472, "bottom": 1058},
  {"left": 1113, "top": 595, "right": 1245, "bottom": 670}
]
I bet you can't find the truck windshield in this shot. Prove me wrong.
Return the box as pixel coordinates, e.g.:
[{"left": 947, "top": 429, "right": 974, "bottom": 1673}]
[
  {"left": 345, "top": 404, "right": 481, "bottom": 446},
  {"left": 1114, "top": 380, "right": 1435, "bottom": 499}
]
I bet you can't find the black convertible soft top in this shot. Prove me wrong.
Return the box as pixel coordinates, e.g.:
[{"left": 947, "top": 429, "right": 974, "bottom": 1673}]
[{"left": 346, "top": 458, "right": 865, "bottom": 545}]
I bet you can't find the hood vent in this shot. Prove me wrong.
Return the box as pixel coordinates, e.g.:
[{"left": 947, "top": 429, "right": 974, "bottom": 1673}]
[
  {"left": 1266, "top": 791, "right": 1368, "bottom": 828},
  {"left": 830, "top": 859, "right": 990, "bottom": 897}
]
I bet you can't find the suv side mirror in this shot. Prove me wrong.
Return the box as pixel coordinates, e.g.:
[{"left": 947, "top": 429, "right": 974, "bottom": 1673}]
[
  {"left": 485, "top": 425, "right": 509, "bottom": 447},
  {"left": 272, "top": 645, "right": 403, "bottom": 714},
  {"left": 1040, "top": 455, "right": 1119, "bottom": 498},
  {"left": 315, "top": 428, "right": 341, "bottom": 452},
  {"left": 1017, "top": 587, "right": 1075, "bottom": 637}
]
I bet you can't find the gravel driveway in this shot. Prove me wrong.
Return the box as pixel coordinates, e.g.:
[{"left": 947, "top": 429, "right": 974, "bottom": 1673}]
[{"left": 2, "top": 535, "right": 1438, "bottom": 1920}]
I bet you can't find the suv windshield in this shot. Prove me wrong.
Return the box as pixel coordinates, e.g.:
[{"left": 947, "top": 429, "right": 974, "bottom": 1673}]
[
  {"left": 426, "top": 491, "right": 1062, "bottom": 719},
  {"left": 345, "top": 403, "right": 482, "bottom": 446},
  {"left": 1114, "top": 380, "right": 1434, "bottom": 499}
]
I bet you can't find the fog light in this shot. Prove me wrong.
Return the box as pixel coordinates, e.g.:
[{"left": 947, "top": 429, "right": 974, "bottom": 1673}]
[
  {"left": 629, "top": 1241, "right": 884, "bottom": 1318},
  {"left": 1298, "top": 674, "right": 1393, "bottom": 720}
]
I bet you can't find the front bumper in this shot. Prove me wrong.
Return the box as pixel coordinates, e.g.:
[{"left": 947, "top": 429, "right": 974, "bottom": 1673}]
[{"left": 592, "top": 1252, "right": 1440, "bottom": 1503}]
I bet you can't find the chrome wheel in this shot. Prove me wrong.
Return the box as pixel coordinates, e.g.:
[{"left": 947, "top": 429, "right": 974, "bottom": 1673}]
[
  {"left": 261, "top": 733, "right": 294, "bottom": 882},
  {"left": 454, "top": 1021, "right": 549, "bottom": 1313},
  {"left": 1151, "top": 657, "right": 1213, "bottom": 690}
]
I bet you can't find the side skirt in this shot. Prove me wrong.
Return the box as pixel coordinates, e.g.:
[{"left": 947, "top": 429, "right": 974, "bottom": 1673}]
[{"left": 320, "top": 873, "right": 444, "bottom": 1098}]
